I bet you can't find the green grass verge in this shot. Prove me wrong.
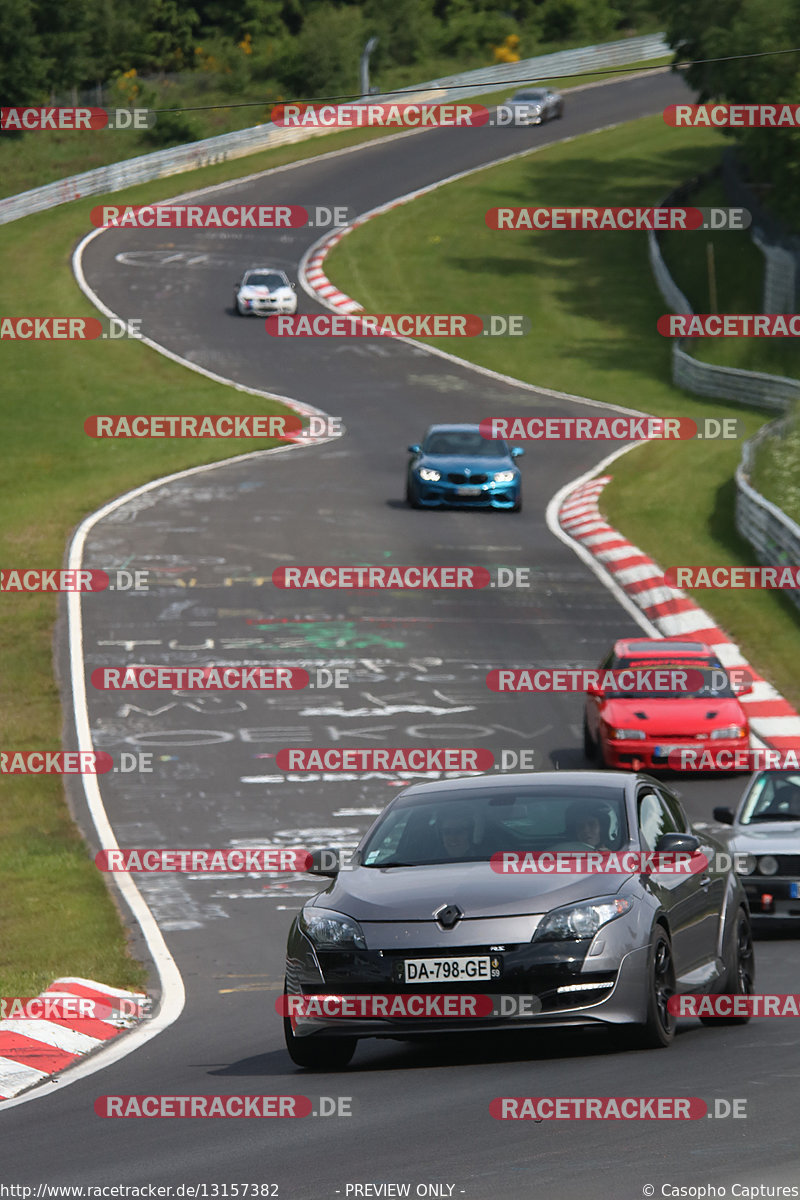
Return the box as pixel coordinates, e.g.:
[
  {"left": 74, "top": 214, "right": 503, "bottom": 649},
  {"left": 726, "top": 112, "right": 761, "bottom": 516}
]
[{"left": 325, "top": 113, "right": 800, "bottom": 708}]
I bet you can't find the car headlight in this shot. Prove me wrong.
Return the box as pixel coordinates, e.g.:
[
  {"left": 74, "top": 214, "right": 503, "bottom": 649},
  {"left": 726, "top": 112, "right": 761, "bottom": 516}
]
[
  {"left": 299, "top": 910, "right": 367, "bottom": 950},
  {"left": 494, "top": 471, "right": 515, "bottom": 483},
  {"left": 737, "top": 854, "right": 757, "bottom": 876},
  {"left": 609, "top": 728, "right": 646, "bottom": 740},
  {"left": 710, "top": 726, "right": 746, "bottom": 739},
  {"left": 534, "top": 896, "right": 633, "bottom": 942},
  {"left": 419, "top": 468, "right": 440, "bottom": 482},
  {"left": 757, "top": 855, "right": 779, "bottom": 876}
]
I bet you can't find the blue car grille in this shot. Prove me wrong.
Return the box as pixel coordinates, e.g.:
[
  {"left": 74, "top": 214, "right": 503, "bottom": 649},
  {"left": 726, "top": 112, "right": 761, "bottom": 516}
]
[{"left": 447, "top": 473, "right": 489, "bottom": 484}]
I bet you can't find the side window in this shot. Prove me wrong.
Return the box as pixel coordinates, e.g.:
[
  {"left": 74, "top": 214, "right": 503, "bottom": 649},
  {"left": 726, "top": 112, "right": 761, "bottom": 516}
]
[
  {"left": 656, "top": 787, "right": 689, "bottom": 833},
  {"left": 638, "top": 789, "right": 678, "bottom": 849}
]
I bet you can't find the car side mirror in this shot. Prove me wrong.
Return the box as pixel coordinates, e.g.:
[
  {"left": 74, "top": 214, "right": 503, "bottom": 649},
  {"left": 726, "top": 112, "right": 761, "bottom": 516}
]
[
  {"left": 713, "top": 806, "right": 735, "bottom": 825},
  {"left": 654, "top": 832, "right": 701, "bottom": 854},
  {"left": 290, "top": 282, "right": 296, "bottom": 289},
  {"left": 586, "top": 683, "right": 604, "bottom": 698},
  {"left": 304, "top": 848, "right": 340, "bottom": 877},
  {"left": 510, "top": 447, "right": 524, "bottom": 458},
  {"left": 735, "top": 681, "right": 753, "bottom": 696},
  {"left": 408, "top": 444, "right": 421, "bottom": 454}
]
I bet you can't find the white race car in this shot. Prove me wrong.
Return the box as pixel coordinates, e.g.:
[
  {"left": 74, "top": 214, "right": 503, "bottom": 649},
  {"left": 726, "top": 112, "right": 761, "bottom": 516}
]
[{"left": 234, "top": 268, "right": 297, "bottom": 316}]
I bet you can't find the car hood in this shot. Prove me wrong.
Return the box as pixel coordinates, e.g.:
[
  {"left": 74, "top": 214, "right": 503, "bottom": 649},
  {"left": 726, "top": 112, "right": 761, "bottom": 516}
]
[
  {"left": 719, "top": 821, "right": 800, "bottom": 851},
  {"left": 240, "top": 285, "right": 291, "bottom": 297},
  {"left": 599, "top": 696, "right": 746, "bottom": 733},
  {"left": 417, "top": 453, "right": 512, "bottom": 472},
  {"left": 313, "top": 861, "right": 628, "bottom": 921}
]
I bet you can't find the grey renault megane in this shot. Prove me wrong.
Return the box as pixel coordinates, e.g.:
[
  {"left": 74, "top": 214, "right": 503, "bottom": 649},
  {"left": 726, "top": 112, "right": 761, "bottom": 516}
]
[{"left": 282, "top": 771, "right": 754, "bottom": 1068}]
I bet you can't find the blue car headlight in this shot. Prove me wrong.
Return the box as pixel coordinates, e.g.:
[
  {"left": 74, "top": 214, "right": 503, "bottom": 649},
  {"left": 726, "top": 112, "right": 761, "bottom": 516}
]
[
  {"left": 299, "top": 909, "right": 367, "bottom": 950},
  {"left": 419, "top": 468, "right": 441, "bottom": 482},
  {"left": 494, "top": 471, "right": 515, "bottom": 483},
  {"left": 533, "top": 896, "right": 633, "bottom": 942}
]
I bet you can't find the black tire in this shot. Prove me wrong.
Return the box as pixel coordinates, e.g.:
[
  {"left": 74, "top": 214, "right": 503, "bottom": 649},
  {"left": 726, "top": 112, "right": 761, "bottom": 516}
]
[
  {"left": 699, "top": 908, "right": 754, "bottom": 1026},
  {"left": 406, "top": 477, "right": 421, "bottom": 509},
  {"left": 283, "top": 990, "right": 357, "bottom": 1070},
  {"left": 614, "top": 927, "right": 676, "bottom": 1049},
  {"left": 583, "top": 715, "right": 598, "bottom": 761},
  {"left": 510, "top": 495, "right": 522, "bottom": 513}
]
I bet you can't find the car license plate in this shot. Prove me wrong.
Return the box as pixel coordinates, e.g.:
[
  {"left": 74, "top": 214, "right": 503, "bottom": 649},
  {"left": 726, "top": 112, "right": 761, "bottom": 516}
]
[
  {"left": 653, "top": 745, "right": 681, "bottom": 758},
  {"left": 790, "top": 883, "right": 800, "bottom": 899},
  {"left": 404, "top": 956, "right": 491, "bottom": 983},
  {"left": 456, "top": 486, "right": 482, "bottom": 497}
]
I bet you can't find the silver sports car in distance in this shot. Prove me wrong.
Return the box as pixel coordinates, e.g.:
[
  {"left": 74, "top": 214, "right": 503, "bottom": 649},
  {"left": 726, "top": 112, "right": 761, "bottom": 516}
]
[
  {"left": 712, "top": 769, "right": 800, "bottom": 924},
  {"left": 282, "top": 771, "right": 754, "bottom": 1068},
  {"left": 234, "top": 267, "right": 297, "bottom": 316},
  {"left": 503, "top": 88, "right": 564, "bottom": 124}
]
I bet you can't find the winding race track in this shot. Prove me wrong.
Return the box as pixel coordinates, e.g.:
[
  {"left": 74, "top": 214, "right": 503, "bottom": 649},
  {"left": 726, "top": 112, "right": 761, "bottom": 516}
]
[{"left": 4, "top": 71, "right": 799, "bottom": 1198}]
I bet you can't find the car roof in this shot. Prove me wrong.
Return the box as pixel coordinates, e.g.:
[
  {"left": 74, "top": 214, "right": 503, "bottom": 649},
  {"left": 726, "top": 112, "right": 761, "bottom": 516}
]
[
  {"left": 613, "top": 638, "right": 713, "bottom": 658},
  {"left": 243, "top": 267, "right": 287, "bottom": 274},
  {"left": 425, "top": 423, "right": 482, "bottom": 433},
  {"left": 395, "top": 770, "right": 640, "bottom": 799}
]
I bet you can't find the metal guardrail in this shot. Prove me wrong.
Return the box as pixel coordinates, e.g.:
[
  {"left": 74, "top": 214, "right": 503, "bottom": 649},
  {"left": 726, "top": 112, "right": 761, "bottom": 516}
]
[
  {"left": 647, "top": 175, "right": 800, "bottom": 413},
  {"left": 0, "top": 34, "right": 670, "bottom": 226},
  {"left": 647, "top": 180, "right": 800, "bottom": 604},
  {"left": 736, "top": 420, "right": 800, "bottom": 610}
]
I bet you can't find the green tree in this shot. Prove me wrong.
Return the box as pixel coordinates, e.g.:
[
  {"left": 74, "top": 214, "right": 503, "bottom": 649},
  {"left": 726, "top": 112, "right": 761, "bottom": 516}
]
[{"left": 0, "top": 0, "right": 45, "bottom": 103}]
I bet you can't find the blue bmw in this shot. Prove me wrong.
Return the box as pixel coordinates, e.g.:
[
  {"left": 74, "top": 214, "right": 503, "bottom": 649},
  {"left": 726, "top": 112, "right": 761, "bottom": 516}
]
[{"left": 406, "top": 424, "right": 524, "bottom": 512}]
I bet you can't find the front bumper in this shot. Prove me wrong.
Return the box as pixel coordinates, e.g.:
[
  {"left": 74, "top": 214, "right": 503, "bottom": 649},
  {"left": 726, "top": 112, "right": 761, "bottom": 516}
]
[
  {"left": 743, "top": 879, "right": 800, "bottom": 920},
  {"left": 602, "top": 735, "right": 750, "bottom": 772},
  {"left": 412, "top": 475, "right": 520, "bottom": 509},
  {"left": 238, "top": 297, "right": 296, "bottom": 314},
  {"left": 285, "top": 939, "right": 649, "bottom": 1039}
]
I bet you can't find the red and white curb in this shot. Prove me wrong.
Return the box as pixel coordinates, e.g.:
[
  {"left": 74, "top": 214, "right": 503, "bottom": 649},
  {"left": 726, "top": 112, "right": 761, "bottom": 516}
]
[
  {"left": 0, "top": 978, "right": 148, "bottom": 1100},
  {"left": 559, "top": 476, "right": 800, "bottom": 751}
]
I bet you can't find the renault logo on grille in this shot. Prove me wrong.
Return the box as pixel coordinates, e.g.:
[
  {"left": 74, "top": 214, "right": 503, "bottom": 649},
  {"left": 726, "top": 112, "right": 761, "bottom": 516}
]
[{"left": 434, "top": 903, "right": 463, "bottom": 929}]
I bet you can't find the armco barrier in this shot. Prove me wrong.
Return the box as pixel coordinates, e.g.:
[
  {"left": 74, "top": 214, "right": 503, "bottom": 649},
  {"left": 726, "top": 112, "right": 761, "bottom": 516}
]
[
  {"left": 0, "top": 34, "right": 669, "bottom": 227},
  {"left": 647, "top": 179, "right": 800, "bottom": 605},
  {"left": 736, "top": 420, "right": 800, "bottom": 611},
  {"left": 647, "top": 176, "right": 800, "bottom": 414}
]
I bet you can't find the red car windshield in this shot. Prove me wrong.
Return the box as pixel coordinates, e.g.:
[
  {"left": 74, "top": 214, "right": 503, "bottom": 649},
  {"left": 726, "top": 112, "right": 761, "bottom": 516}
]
[{"left": 605, "top": 658, "right": 735, "bottom": 699}]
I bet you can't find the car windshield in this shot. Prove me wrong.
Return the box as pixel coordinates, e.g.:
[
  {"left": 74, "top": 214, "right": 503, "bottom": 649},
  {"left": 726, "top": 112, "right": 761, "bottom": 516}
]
[
  {"left": 740, "top": 772, "right": 800, "bottom": 823},
  {"left": 360, "top": 786, "right": 629, "bottom": 866},
  {"left": 604, "top": 659, "right": 735, "bottom": 699},
  {"left": 423, "top": 432, "right": 508, "bottom": 457},
  {"left": 513, "top": 91, "right": 545, "bottom": 101},
  {"left": 244, "top": 273, "right": 287, "bottom": 289}
]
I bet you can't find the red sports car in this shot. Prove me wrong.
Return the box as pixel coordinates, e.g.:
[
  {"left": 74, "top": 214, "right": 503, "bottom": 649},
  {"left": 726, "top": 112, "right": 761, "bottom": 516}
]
[{"left": 583, "top": 638, "right": 751, "bottom": 771}]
